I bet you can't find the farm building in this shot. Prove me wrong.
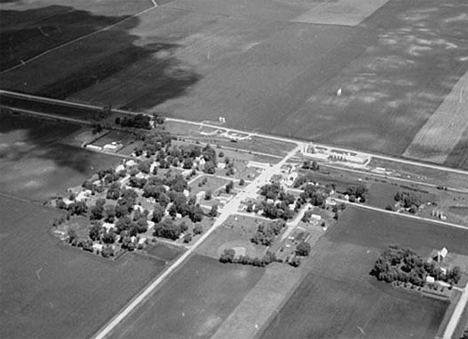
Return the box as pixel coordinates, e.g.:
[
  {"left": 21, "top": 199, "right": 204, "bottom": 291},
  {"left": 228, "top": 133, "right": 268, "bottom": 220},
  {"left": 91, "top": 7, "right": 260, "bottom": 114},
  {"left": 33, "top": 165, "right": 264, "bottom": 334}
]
[{"left": 433, "top": 247, "right": 448, "bottom": 262}]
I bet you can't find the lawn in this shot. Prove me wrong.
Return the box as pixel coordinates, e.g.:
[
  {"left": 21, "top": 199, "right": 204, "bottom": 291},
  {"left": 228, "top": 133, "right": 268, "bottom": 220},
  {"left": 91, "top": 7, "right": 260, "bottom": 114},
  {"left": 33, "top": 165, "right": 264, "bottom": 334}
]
[
  {"left": 107, "top": 254, "right": 264, "bottom": 339},
  {"left": 0, "top": 196, "right": 168, "bottom": 339},
  {"left": 189, "top": 175, "right": 231, "bottom": 195},
  {"left": 258, "top": 206, "right": 468, "bottom": 339},
  {"left": 2, "top": 0, "right": 467, "bottom": 167},
  {"left": 0, "top": 114, "right": 120, "bottom": 200}
]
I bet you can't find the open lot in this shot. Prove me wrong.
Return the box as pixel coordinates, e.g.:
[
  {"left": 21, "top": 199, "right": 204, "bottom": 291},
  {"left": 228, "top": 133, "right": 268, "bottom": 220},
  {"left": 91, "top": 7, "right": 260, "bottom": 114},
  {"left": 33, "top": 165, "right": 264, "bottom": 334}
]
[
  {"left": 0, "top": 196, "right": 168, "bottom": 339},
  {"left": 0, "top": 114, "right": 119, "bottom": 200},
  {"left": 1, "top": 0, "right": 467, "bottom": 167},
  {"left": 107, "top": 254, "right": 264, "bottom": 339},
  {"left": 258, "top": 206, "right": 468, "bottom": 339}
]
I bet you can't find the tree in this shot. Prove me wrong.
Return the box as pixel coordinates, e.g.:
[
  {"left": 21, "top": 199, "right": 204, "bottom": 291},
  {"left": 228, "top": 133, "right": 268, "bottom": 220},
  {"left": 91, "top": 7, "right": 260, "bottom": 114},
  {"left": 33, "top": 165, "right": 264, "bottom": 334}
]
[
  {"left": 107, "top": 182, "right": 121, "bottom": 200},
  {"left": 205, "top": 190, "right": 212, "bottom": 200},
  {"left": 153, "top": 218, "right": 182, "bottom": 240},
  {"left": 183, "top": 158, "right": 193, "bottom": 169},
  {"left": 189, "top": 205, "right": 204, "bottom": 223},
  {"left": 225, "top": 181, "right": 234, "bottom": 194},
  {"left": 296, "top": 241, "right": 311, "bottom": 256},
  {"left": 135, "top": 218, "right": 148, "bottom": 233},
  {"left": 138, "top": 160, "right": 152, "bottom": 174},
  {"left": 90, "top": 203, "right": 104, "bottom": 220},
  {"left": 193, "top": 224, "right": 203, "bottom": 235},
  {"left": 152, "top": 203, "right": 166, "bottom": 223},
  {"left": 102, "top": 229, "right": 116, "bottom": 244},
  {"left": 101, "top": 245, "right": 114, "bottom": 258},
  {"left": 69, "top": 201, "right": 88, "bottom": 216},
  {"left": 67, "top": 228, "right": 78, "bottom": 245},
  {"left": 219, "top": 249, "right": 235, "bottom": 263},
  {"left": 183, "top": 233, "right": 193, "bottom": 243},
  {"left": 239, "top": 178, "right": 245, "bottom": 186},
  {"left": 89, "top": 223, "right": 102, "bottom": 241},
  {"left": 204, "top": 160, "right": 216, "bottom": 174},
  {"left": 209, "top": 204, "right": 218, "bottom": 218},
  {"left": 116, "top": 215, "right": 133, "bottom": 233}
]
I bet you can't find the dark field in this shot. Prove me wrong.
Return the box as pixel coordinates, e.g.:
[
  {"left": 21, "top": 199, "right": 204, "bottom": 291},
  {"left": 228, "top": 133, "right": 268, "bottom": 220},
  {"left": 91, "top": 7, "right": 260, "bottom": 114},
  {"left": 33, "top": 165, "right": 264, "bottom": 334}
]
[
  {"left": 0, "top": 114, "right": 119, "bottom": 200},
  {"left": 107, "top": 254, "right": 264, "bottom": 339},
  {"left": 0, "top": 196, "right": 167, "bottom": 339},
  {"left": 1, "top": 0, "right": 467, "bottom": 167},
  {"left": 259, "top": 206, "right": 468, "bottom": 339},
  {"left": 0, "top": 0, "right": 150, "bottom": 71}
]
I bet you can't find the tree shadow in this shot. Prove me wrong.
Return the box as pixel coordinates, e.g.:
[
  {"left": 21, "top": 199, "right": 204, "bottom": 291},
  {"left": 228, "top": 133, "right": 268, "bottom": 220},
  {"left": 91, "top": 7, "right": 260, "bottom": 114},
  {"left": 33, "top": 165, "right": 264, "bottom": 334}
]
[{"left": 0, "top": 4, "right": 200, "bottom": 191}]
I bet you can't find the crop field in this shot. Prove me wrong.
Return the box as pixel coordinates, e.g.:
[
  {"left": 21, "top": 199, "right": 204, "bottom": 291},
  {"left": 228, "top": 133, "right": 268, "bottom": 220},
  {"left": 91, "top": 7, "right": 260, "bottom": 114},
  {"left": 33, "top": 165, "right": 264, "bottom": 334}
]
[
  {"left": 0, "top": 114, "right": 119, "bottom": 200},
  {"left": 107, "top": 254, "right": 264, "bottom": 339},
  {"left": 258, "top": 206, "right": 468, "bottom": 339},
  {"left": 0, "top": 196, "right": 168, "bottom": 339},
  {"left": 1, "top": 0, "right": 467, "bottom": 167},
  {"left": 0, "top": 0, "right": 151, "bottom": 71}
]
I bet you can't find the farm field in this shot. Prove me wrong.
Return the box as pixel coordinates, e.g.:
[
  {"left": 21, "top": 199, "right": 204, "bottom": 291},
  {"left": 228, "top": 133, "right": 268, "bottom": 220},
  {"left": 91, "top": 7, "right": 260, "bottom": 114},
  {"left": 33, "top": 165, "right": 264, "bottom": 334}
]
[
  {"left": 0, "top": 114, "right": 120, "bottom": 200},
  {"left": 0, "top": 195, "right": 168, "bottom": 339},
  {"left": 1, "top": 0, "right": 467, "bottom": 167},
  {"left": 0, "top": 0, "right": 151, "bottom": 71},
  {"left": 107, "top": 254, "right": 264, "bottom": 339},
  {"left": 258, "top": 206, "right": 468, "bottom": 339}
]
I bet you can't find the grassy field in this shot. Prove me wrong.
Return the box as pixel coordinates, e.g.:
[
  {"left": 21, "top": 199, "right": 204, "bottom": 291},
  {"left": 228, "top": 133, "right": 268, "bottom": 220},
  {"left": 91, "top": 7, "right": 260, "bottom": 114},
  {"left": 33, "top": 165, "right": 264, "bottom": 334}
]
[
  {"left": 0, "top": 114, "right": 120, "bottom": 200},
  {"left": 107, "top": 254, "right": 264, "bottom": 339},
  {"left": 0, "top": 196, "right": 168, "bottom": 339},
  {"left": 196, "top": 214, "right": 268, "bottom": 259},
  {"left": 258, "top": 206, "right": 468, "bottom": 339},
  {"left": 1, "top": 0, "right": 467, "bottom": 167}
]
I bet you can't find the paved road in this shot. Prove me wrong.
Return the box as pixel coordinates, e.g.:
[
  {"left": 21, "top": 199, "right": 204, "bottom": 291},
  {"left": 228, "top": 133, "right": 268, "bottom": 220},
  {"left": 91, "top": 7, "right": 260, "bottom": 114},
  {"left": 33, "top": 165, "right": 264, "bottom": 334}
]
[
  {"left": 442, "top": 283, "right": 468, "bottom": 339},
  {"left": 1, "top": 89, "right": 467, "bottom": 177},
  {"left": 335, "top": 198, "right": 468, "bottom": 231},
  {"left": 91, "top": 145, "right": 300, "bottom": 339}
]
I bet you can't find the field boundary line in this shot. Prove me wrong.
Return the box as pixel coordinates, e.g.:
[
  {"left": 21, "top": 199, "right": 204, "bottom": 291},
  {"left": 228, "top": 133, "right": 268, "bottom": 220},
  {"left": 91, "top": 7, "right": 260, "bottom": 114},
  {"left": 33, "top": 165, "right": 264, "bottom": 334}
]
[
  {"left": 0, "top": 0, "right": 158, "bottom": 76},
  {"left": 337, "top": 200, "right": 468, "bottom": 231}
]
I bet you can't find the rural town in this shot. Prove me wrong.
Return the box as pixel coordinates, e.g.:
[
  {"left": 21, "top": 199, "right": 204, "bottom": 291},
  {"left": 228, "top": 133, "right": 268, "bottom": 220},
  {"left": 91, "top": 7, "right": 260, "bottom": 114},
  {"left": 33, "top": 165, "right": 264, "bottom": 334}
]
[{"left": 0, "top": 0, "right": 467, "bottom": 339}]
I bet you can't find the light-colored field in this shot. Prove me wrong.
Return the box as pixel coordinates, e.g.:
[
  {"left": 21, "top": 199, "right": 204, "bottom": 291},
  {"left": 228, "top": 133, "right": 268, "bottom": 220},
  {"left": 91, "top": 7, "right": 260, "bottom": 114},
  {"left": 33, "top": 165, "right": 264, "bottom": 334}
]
[
  {"left": 292, "top": 0, "right": 389, "bottom": 26},
  {"left": 210, "top": 263, "right": 303, "bottom": 339},
  {"left": 403, "top": 70, "right": 468, "bottom": 164}
]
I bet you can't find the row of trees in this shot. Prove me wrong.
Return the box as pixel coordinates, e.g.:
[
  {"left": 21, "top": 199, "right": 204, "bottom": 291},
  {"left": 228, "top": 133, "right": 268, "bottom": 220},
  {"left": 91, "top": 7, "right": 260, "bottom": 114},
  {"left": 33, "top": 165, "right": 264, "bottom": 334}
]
[
  {"left": 115, "top": 114, "right": 152, "bottom": 129},
  {"left": 219, "top": 249, "right": 280, "bottom": 267}
]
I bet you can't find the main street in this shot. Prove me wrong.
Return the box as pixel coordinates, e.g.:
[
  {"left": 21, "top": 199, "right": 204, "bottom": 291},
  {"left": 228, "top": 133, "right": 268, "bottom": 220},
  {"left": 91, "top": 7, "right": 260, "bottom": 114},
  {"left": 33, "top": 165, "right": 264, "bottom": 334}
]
[{"left": 91, "top": 145, "right": 300, "bottom": 339}]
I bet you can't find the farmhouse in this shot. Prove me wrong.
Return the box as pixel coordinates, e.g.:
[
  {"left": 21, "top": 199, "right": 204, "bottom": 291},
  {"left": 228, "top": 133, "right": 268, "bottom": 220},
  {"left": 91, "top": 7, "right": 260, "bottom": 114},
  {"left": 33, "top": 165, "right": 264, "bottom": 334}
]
[{"left": 433, "top": 247, "right": 448, "bottom": 262}]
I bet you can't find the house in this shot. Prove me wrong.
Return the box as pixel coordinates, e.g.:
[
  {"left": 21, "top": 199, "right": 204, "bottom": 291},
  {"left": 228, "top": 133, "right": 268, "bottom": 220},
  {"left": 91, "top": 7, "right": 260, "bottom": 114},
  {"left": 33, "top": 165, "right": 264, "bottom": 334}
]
[
  {"left": 102, "top": 223, "right": 115, "bottom": 231},
  {"left": 115, "top": 164, "right": 125, "bottom": 173},
  {"left": 433, "top": 247, "right": 448, "bottom": 262},
  {"left": 92, "top": 243, "right": 103, "bottom": 252},
  {"left": 125, "top": 159, "right": 136, "bottom": 168},
  {"left": 86, "top": 144, "right": 102, "bottom": 151},
  {"left": 310, "top": 214, "right": 322, "bottom": 221},
  {"left": 103, "top": 142, "right": 121, "bottom": 151},
  {"left": 426, "top": 276, "right": 435, "bottom": 284}
]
